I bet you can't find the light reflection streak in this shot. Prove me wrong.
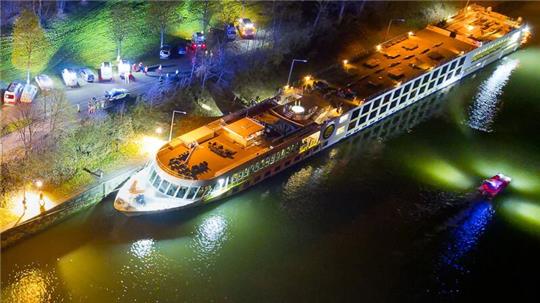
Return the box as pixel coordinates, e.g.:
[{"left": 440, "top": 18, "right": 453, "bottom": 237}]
[
  {"left": 440, "top": 201, "right": 494, "bottom": 271},
  {"left": 129, "top": 239, "right": 156, "bottom": 259},
  {"left": 1, "top": 265, "right": 58, "bottom": 303},
  {"left": 500, "top": 199, "right": 540, "bottom": 237},
  {"left": 194, "top": 214, "right": 228, "bottom": 254},
  {"left": 468, "top": 58, "right": 519, "bottom": 132}
]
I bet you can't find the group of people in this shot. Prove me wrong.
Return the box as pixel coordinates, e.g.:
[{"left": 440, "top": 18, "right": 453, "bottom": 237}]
[{"left": 87, "top": 97, "right": 106, "bottom": 114}]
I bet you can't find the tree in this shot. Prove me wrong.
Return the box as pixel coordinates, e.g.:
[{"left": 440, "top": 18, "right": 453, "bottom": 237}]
[
  {"left": 40, "top": 89, "right": 76, "bottom": 139},
  {"left": 109, "top": 3, "right": 135, "bottom": 58},
  {"left": 12, "top": 9, "right": 49, "bottom": 84},
  {"left": 147, "top": 1, "right": 183, "bottom": 48},
  {"left": 188, "top": 0, "right": 215, "bottom": 34},
  {"left": 12, "top": 104, "right": 41, "bottom": 157}
]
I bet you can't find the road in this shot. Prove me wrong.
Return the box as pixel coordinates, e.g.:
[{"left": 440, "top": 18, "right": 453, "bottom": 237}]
[
  {"left": 0, "top": 56, "right": 193, "bottom": 158},
  {"left": 1, "top": 32, "right": 271, "bottom": 157}
]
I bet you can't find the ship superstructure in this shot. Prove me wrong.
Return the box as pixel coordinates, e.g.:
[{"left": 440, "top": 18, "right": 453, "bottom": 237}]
[{"left": 115, "top": 5, "right": 530, "bottom": 215}]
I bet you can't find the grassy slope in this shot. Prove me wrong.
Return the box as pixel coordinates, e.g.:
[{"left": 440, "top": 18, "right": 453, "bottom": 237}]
[{"left": 0, "top": 2, "right": 202, "bottom": 83}]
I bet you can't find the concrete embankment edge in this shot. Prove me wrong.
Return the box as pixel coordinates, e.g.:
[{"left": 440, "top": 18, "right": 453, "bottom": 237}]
[{"left": 1, "top": 166, "right": 142, "bottom": 249}]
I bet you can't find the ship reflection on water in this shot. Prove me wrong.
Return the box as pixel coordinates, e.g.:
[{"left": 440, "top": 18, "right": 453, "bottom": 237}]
[{"left": 468, "top": 58, "right": 519, "bottom": 132}]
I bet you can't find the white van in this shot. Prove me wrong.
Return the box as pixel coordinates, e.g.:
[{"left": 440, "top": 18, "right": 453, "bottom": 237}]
[
  {"left": 3, "top": 82, "right": 24, "bottom": 105},
  {"left": 101, "top": 62, "right": 113, "bottom": 81},
  {"left": 20, "top": 84, "right": 38, "bottom": 103},
  {"left": 62, "top": 68, "right": 79, "bottom": 87}
]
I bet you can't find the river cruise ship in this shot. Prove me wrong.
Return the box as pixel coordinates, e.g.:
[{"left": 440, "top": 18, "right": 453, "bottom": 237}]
[{"left": 115, "top": 5, "right": 530, "bottom": 215}]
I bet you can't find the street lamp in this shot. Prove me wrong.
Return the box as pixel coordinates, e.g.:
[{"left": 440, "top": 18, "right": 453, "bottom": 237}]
[
  {"left": 169, "top": 110, "right": 187, "bottom": 141},
  {"left": 384, "top": 18, "right": 406, "bottom": 42},
  {"left": 287, "top": 59, "right": 308, "bottom": 87}
]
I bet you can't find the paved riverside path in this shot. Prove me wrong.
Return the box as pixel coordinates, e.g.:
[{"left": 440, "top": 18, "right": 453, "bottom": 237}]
[{"left": 0, "top": 160, "right": 145, "bottom": 234}]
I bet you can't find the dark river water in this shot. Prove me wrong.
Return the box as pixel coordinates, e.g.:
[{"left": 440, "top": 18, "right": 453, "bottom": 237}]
[{"left": 3, "top": 28, "right": 540, "bottom": 303}]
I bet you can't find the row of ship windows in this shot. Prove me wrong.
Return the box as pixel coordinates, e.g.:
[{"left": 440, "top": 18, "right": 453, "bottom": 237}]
[
  {"left": 472, "top": 35, "right": 511, "bottom": 62},
  {"left": 230, "top": 141, "right": 301, "bottom": 184},
  {"left": 347, "top": 56, "right": 465, "bottom": 131},
  {"left": 350, "top": 94, "right": 441, "bottom": 144},
  {"left": 149, "top": 168, "right": 209, "bottom": 200},
  {"left": 347, "top": 65, "right": 463, "bottom": 132}
]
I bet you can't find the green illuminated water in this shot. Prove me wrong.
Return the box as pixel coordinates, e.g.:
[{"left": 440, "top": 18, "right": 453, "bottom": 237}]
[{"left": 3, "top": 48, "right": 540, "bottom": 302}]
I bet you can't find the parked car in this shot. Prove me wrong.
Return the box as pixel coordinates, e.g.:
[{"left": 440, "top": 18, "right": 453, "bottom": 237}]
[
  {"left": 3, "top": 82, "right": 24, "bottom": 105},
  {"left": 225, "top": 23, "right": 237, "bottom": 40},
  {"left": 236, "top": 18, "right": 256, "bottom": 39},
  {"left": 105, "top": 88, "right": 129, "bottom": 101},
  {"left": 178, "top": 42, "right": 188, "bottom": 55},
  {"left": 79, "top": 68, "right": 96, "bottom": 82},
  {"left": 100, "top": 62, "right": 113, "bottom": 81},
  {"left": 35, "top": 74, "right": 54, "bottom": 91},
  {"left": 62, "top": 68, "right": 79, "bottom": 87},
  {"left": 160, "top": 45, "right": 172, "bottom": 59},
  {"left": 20, "top": 84, "right": 38, "bottom": 103},
  {"left": 190, "top": 32, "right": 207, "bottom": 51}
]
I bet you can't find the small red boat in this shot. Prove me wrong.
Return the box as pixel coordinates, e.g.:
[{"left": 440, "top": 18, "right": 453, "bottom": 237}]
[{"left": 478, "top": 174, "right": 511, "bottom": 197}]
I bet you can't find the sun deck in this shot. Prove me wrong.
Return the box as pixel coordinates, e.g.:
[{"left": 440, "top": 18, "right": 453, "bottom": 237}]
[
  {"left": 316, "top": 4, "right": 519, "bottom": 103},
  {"left": 441, "top": 4, "right": 522, "bottom": 43}
]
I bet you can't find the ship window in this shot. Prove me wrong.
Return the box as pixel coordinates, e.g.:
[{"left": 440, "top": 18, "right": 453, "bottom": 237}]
[
  {"left": 336, "top": 126, "right": 346, "bottom": 135},
  {"left": 400, "top": 95, "right": 407, "bottom": 104},
  {"left": 152, "top": 175, "right": 162, "bottom": 188},
  {"left": 390, "top": 100, "right": 398, "bottom": 108},
  {"left": 176, "top": 186, "right": 187, "bottom": 198},
  {"left": 410, "top": 90, "right": 417, "bottom": 99},
  {"left": 361, "top": 104, "right": 370, "bottom": 115},
  {"left": 369, "top": 111, "right": 377, "bottom": 120},
  {"left": 159, "top": 180, "right": 170, "bottom": 193},
  {"left": 459, "top": 57, "right": 466, "bottom": 65},
  {"left": 359, "top": 115, "right": 367, "bottom": 125},
  {"left": 445, "top": 74, "right": 452, "bottom": 81},
  {"left": 437, "top": 77, "right": 444, "bottom": 85},
  {"left": 422, "top": 75, "right": 429, "bottom": 84},
  {"left": 149, "top": 169, "right": 157, "bottom": 183},
  {"left": 380, "top": 104, "right": 388, "bottom": 114},
  {"left": 450, "top": 61, "right": 457, "bottom": 70},
  {"left": 419, "top": 86, "right": 426, "bottom": 94},
  {"left": 373, "top": 98, "right": 381, "bottom": 109},
  {"left": 392, "top": 88, "right": 402, "bottom": 99},
  {"left": 455, "top": 68, "right": 462, "bottom": 76},
  {"left": 431, "top": 69, "right": 439, "bottom": 79},
  {"left": 186, "top": 187, "right": 198, "bottom": 200},
  {"left": 404, "top": 83, "right": 412, "bottom": 94},
  {"left": 383, "top": 93, "right": 391, "bottom": 104},
  {"left": 351, "top": 108, "right": 360, "bottom": 119},
  {"left": 413, "top": 79, "right": 421, "bottom": 88},
  {"left": 195, "top": 187, "right": 205, "bottom": 198},
  {"left": 167, "top": 184, "right": 179, "bottom": 196},
  {"left": 428, "top": 82, "right": 435, "bottom": 90},
  {"left": 348, "top": 121, "right": 356, "bottom": 131}
]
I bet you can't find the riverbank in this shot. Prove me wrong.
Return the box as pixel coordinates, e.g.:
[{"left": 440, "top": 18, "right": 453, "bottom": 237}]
[{"left": 0, "top": 163, "right": 144, "bottom": 248}]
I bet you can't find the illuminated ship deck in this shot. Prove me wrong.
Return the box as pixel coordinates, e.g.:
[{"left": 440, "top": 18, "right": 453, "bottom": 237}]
[
  {"left": 115, "top": 4, "right": 529, "bottom": 214},
  {"left": 155, "top": 4, "right": 522, "bottom": 182}
]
